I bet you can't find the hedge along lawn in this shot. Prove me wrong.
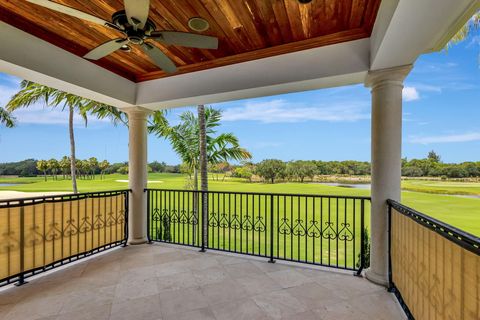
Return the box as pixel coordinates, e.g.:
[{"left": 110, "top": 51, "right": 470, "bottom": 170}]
[{"left": 1, "top": 173, "right": 479, "bottom": 236}]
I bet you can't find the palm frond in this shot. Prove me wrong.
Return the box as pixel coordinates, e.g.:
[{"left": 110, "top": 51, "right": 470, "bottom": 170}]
[{"left": 0, "top": 107, "right": 16, "bottom": 128}]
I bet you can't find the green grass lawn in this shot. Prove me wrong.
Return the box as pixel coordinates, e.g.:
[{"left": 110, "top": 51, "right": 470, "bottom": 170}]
[
  {"left": 402, "top": 179, "right": 480, "bottom": 195},
  {"left": 1, "top": 173, "right": 479, "bottom": 236}
]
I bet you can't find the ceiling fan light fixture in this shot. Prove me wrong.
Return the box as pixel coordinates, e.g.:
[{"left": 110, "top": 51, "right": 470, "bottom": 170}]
[
  {"left": 120, "top": 44, "right": 131, "bottom": 52},
  {"left": 188, "top": 17, "right": 210, "bottom": 32}
]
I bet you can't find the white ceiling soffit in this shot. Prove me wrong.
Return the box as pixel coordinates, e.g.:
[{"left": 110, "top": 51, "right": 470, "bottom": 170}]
[
  {"left": 136, "top": 39, "right": 370, "bottom": 110},
  {"left": 370, "top": 0, "right": 480, "bottom": 71},
  {"left": 0, "top": 21, "right": 136, "bottom": 109}
]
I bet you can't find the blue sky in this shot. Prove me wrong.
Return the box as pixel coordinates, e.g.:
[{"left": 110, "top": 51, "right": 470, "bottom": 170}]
[{"left": 0, "top": 34, "right": 479, "bottom": 165}]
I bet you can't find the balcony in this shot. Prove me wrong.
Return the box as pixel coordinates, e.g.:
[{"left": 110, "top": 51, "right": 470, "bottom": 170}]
[
  {"left": 1, "top": 2, "right": 479, "bottom": 318},
  {"left": 2, "top": 188, "right": 478, "bottom": 319}
]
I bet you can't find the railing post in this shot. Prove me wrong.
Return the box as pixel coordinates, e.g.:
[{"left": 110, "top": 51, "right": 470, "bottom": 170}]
[
  {"left": 146, "top": 189, "right": 152, "bottom": 243},
  {"left": 269, "top": 194, "right": 275, "bottom": 263},
  {"left": 355, "top": 199, "right": 365, "bottom": 276},
  {"left": 387, "top": 202, "right": 394, "bottom": 292},
  {"left": 16, "top": 200, "right": 27, "bottom": 286},
  {"left": 122, "top": 191, "right": 129, "bottom": 247},
  {"left": 200, "top": 191, "right": 206, "bottom": 252}
]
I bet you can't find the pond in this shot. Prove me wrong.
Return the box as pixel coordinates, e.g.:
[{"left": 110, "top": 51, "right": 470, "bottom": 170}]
[
  {"left": 316, "top": 182, "right": 371, "bottom": 189},
  {"left": 0, "top": 183, "right": 20, "bottom": 187}
]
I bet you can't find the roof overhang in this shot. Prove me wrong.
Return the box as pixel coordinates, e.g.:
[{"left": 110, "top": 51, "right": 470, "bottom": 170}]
[{"left": 0, "top": 0, "right": 478, "bottom": 110}]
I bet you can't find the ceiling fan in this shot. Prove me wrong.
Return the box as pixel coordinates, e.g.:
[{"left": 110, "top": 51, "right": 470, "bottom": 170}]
[{"left": 27, "top": 0, "right": 219, "bottom": 73}]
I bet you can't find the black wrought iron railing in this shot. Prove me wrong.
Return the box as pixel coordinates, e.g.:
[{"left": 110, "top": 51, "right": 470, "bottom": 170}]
[
  {"left": 0, "top": 190, "right": 129, "bottom": 287},
  {"left": 147, "top": 189, "right": 369, "bottom": 271},
  {"left": 388, "top": 200, "right": 480, "bottom": 319}
]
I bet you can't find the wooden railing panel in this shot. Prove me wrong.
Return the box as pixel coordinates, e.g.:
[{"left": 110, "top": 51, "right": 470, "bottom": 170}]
[{"left": 390, "top": 202, "right": 480, "bottom": 320}]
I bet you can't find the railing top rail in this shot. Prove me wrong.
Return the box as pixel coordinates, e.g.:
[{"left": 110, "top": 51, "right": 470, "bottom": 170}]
[
  {"left": 145, "top": 188, "right": 371, "bottom": 200},
  {"left": 388, "top": 199, "right": 480, "bottom": 256},
  {"left": 0, "top": 189, "right": 131, "bottom": 208}
]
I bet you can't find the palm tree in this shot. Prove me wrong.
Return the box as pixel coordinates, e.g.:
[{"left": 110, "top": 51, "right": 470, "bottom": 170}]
[
  {"left": 150, "top": 106, "right": 251, "bottom": 244},
  {"left": 446, "top": 11, "right": 479, "bottom": 64},
  {"left": 447, "top": 12, "right": 479, "bottom": 47},
  {"left": 153, "top": 107, "right": 252, "bottom": 191},
  {"left": 99, "top": 160, "right": 110, "bottom": 180},
  {"left": 198, "top": 105, "right": 208, "bottom": 250},
  {"left": 36, "top": 160, "right": 48, "bottom": 181},
  {"left": 88, "top": 157, "right": 99, "bottom": 179},
  {"left": 5, "top": 81, "right": 118, "bottom": 193},
  {"left": 59, "top": 156, "right": 70, "bottom": 180},
  {"left": 47, "top": 158, "right": 60, "bottom": 180},
  {"left": 0, "top": 107, "right": 15, "bottom": 128}
]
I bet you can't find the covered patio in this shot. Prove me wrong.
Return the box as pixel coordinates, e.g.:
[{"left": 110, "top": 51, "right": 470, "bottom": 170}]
[
  {"left": 0, "top": 243, "right": 402, "bottom": 320},
  {"left": 0, "top": 0, "right": 479, "bottom": 319}
]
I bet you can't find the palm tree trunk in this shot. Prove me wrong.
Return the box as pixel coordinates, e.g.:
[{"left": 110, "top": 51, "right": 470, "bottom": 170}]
[
  {"left": 198, "top": 105, "right": 208, "bottom": 251},
  {"left": 69, "top": 106, "right": 78, "bottom": 194}
]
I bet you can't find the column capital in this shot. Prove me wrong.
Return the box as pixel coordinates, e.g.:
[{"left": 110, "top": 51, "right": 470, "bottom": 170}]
[
  {"left": 365, "top": 64, "right": 413, "bottom": 89},
  {"left": 124, "top": 106, "right": 152, "bottom": 120}
]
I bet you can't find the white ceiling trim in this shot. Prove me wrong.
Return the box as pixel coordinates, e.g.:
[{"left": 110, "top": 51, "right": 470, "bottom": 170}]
[
  {"left": 0, "top": 0, "right": 478, "bottom": 110},
  {"left": 136, "top": 39, "right": 370, "bottom": 109},
  {"left": 369, "top": 0, "right": 479, "bottom": 71},
  {"left": 0, "top": 21, "right": 136, "bottom": 109}
]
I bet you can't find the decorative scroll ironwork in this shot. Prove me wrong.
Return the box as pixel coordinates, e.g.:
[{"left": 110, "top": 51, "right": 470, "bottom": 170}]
[
  {"left": 63, "top": 219, "right": 79, "bottom": 237},
  {"left": 279, "top": 218, "right": 292, "bottom": 235},
  {"left": 79, "top": 216, "right": 92, "bottom": 233},
  {"left": 307, "top": 220, "right": 321, "bottom": 238},
  {"left": 26, "top": 226, "right": 43, "bottom": 247},
  {"left": 338, "top": 222, "right": 354, "bottom": 241},
  {"left": 106, "top": 212, "right": 116, "bottom": 227},
  {"left": 1, "top": 230, "right": 18, "bottom": 253},
  {"left": 219, "top": 213, "right": 229, "bottom": 228},
  {"left": 45, "top": 222, "right": 62, "bottom": 241},
  {"left": 292, "top": 219, "right": 306, "bottom": 236},
  {"left": 253, "top": 216, "right": 266, "bottom": 232},
  {"left": 208, "top": 212, "right": 219, "bottom": 227},
  {"left": 242, "top": 215, "right": 253, "bottom": 231},
  {"left": 229, "top": 214, "right": 241, "bottom": 230},
  {"left": 206, "top": 212, "right": 266, "bottom": 233},
  {"left": 321, "top": 222, "right": 337, "bottom": 240}
]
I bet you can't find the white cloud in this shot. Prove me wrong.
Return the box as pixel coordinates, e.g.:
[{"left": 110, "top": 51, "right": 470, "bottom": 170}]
[
  {"left": 408, "top": 132, "right": 480, "bottom": 144},
  {"left": 402, "top": 87, "right": 420, "bottom": 101},
  {"left": 221, "top": 99, "right": 370, "bottom": 123},
  {"left": 410, "top": 83, "right": 442, "bottom": 93}
]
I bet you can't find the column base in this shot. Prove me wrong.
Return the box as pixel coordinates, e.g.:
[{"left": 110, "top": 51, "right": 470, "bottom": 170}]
[
  {"left": 365, "top": 268, "right": 389, "bottom": 287},
  {"left": 128, "top": 237, "right": 148, "bottom": 245}
]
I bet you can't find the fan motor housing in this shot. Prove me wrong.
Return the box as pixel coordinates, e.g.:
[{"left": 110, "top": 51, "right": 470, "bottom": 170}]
[{"left": 112, "top": 10, "right": 156, "bottom": 36}]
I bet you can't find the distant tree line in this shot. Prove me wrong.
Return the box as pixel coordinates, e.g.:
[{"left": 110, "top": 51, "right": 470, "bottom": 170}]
[
  {"left": 2, "top": 151, "right": 478, "bottom": 181},
  {"left": 232, "top": 151, "right": 480, "bottom": 184},
  {"left": 0, "top": 158, "right": 180, "bottom": 178},
  {"left": 401, "top": 150, "right": 480, "bottom": 179}
]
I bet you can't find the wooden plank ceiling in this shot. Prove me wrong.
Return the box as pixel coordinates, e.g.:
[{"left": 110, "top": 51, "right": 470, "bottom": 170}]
[{"left": 0, "top": 0, "right": 381, "bottom": 82}]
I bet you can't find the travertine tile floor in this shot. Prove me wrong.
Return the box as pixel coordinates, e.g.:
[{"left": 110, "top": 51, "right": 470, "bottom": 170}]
[{"left": 0, "top": 243, "right": 405, "bottom": 320}]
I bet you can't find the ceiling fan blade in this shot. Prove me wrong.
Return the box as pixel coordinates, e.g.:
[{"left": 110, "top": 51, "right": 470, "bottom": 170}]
[
  {"left": 151, "top": 31, "right": 219, "bottom": 49},
  {"left": 141, "top": 43, "right": 177, "bottom": 73},
  {"left": 84, "top": 39, "right": 128, "bottom": 60},
  {"left": 124, "top": 0, "right": 150, "bottom": 30},
  {"left": 27, "top": 0, "right": 111, "bottom": 27}
]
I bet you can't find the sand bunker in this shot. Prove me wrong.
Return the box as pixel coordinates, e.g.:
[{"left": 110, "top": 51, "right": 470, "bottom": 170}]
[{"left": 115, "top": 180, "right": 163, "bottom": 183}]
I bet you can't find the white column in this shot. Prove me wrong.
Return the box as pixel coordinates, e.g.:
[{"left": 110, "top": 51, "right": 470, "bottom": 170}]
[
  {"left": 126, "top": 107, "right": 150, "bottom": 245},
  {"left": 364, "top": 65, "right": 412, "bottom": 286}
]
